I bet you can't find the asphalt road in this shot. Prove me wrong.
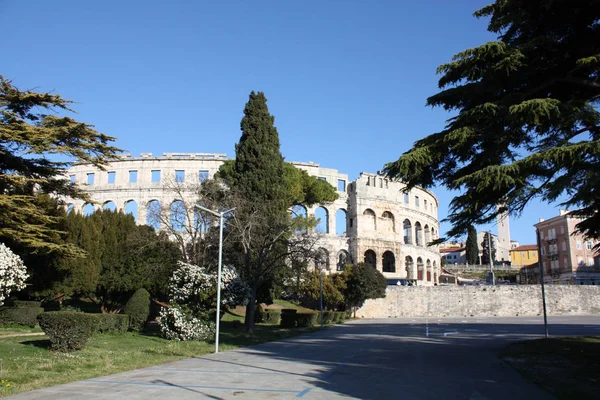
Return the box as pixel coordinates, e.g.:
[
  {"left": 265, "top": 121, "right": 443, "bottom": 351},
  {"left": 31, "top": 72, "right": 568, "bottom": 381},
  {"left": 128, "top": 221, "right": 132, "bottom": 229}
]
[{"left": 8, "top": 315, "right": 600, "bottom": 399}]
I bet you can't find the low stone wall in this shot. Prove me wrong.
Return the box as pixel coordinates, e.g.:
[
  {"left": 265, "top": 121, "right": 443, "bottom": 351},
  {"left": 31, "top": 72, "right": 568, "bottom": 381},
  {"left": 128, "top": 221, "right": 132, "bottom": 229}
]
[{"left": 356, "top": 285, "right": 600, "bottom": 318}]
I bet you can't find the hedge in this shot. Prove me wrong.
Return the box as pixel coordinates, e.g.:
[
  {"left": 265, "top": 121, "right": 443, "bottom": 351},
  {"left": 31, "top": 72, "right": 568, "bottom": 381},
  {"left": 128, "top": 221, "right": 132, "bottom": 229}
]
[
  {"left": 295, "top": 312, "right": 318, "bottom": 328},
  {"left": 319, "top": 311, "right": 335, "bottom": 325},
  {"left": 37, "top": 312, "right": 99, "bottom": 352},
  {"left": 256, "top": 308, "right": 282, "bottom": 325},
  {"left": 123, "top": 288, "right": 150, "bottom": 330},
  {"left": 0, "top": 307, "right": 44, "bottom": 327},
  {"left": 280, "top": 309, "right": 297, "bottom": 328},
  {"left": 12, "top": 300, "right": 42, "bottom": 308},
  {"left": 334, "top": 311, "right": 346, "bottom": 323},
  {"left": 95, "top": 314, "right": 130, "bottom": 334}
]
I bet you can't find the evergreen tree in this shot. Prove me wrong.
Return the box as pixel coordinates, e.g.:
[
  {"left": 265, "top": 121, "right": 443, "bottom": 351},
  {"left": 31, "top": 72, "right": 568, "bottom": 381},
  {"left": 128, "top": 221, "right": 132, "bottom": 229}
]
[
  {"left": 383, "top": 0, "right": 600, "bottom": 240},
  {"left": 481, "top": 232, "right": 496, "bottom": 265},
  {"left": 465, "top": 225, "right": 479, "bottom": 264},
  {"left": 0, "top": 76, "right": 120, "bottom": 255}
]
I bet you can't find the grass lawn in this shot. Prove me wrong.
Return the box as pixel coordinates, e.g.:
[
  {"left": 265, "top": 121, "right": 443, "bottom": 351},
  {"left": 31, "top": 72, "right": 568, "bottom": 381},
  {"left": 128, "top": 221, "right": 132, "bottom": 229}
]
[
  {"left": 501, "top": 336, "right": 600, "bottom": 400},
  {"left": 0, "top": 320, "right": 318, "bottom": 397},
  {"left": 0, "top": 325, "right": 43, "bottom": 337}
]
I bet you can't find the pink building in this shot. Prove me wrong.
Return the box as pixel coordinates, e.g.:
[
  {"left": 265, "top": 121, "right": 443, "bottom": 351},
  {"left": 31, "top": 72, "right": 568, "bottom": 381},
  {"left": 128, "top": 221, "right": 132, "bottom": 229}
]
[{"left": 534, "top": 210, "right": 600, "bottom": 285}]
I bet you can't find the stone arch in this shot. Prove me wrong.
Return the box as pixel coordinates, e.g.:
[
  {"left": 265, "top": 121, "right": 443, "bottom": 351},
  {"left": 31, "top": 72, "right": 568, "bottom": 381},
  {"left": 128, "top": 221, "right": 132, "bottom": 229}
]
[
  {"left": 364, "top": 249, "right": 377, "bottom": 268},
  {"left": 291, "top": 204, "right": 308, "bottom": 234},
  {"left": 426, "top": 259, "right": 432, "bottom": 281},
  {"left": 315, "top": 247, "right": 330, "bottom": 271},
  {"left": 146, "top": 200, "right": 161, "bottom": 230},
  {"left": 124, "top": 200, "right": 138, "bottom": 222},
  {"left": 431, "top": 227, "right": 437, "bottom": 240},
  {"left": 66, "top": 204, "right": 75, "bottom": 215},
  {"left": 415, "top": 222, "right": 423, "bottom": 246},
  {"left": 382, "top": 251, "right": 396, "bottom": 273},
  {"left": 170, "top": 200, "right": 186, "bottom": 231},
  {"left": 103, "top": 201, "right": 116, "bottom": 212},
  {"left": 363, "top": 209, "right": 376, "bottom": 231},
  {"left": 83, "top": 203, "right": 95, "bottom": 216},
  {"left": 403, "top": 219, "right": 413, "bottom": 244},
  {"left": 417, "top": 257, "right": 424, "bottom": 280},
  {"left": 335, "top": 209, "right": 347, "bottom": 236},
  {"left": 405, "top": 256, "right": 414, "bottom": 279},
  {"left": 194, "top": 207, "right": 212, "bottom": 234},
  {"left": 315, "top": 206, "right": 329, "bottom": 234},
  {"left": 337, "top": 250, "right": 351, "bottom": 271},
  {"left": 433, "top": 261, "right": 437, "bottom": 283},
  {"left": 381, "top": 211, "right": 395, "bottom": 233},
  {"left": 424, "top": 224, "right": 431, "bottom": 244}
]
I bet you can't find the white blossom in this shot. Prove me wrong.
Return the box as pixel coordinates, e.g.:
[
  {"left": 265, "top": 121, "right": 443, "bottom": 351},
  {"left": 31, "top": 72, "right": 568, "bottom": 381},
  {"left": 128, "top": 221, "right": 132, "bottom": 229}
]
[
  {"left": 0, "top": 243, "right": 28, "bottom": 306},
  {"left": 157, "top": 305, "right": 215, "bottom": 341}
]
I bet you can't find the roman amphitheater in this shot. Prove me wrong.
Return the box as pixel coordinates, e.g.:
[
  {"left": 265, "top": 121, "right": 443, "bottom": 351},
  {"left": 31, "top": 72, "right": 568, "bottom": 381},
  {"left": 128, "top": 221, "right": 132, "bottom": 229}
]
[{"left": 65, "top": 152, "right": 441, "bottom": 284}]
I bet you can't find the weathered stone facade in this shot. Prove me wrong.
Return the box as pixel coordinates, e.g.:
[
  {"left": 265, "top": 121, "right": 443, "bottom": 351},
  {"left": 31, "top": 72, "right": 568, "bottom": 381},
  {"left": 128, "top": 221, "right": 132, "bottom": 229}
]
[
  {"left": 356, "top": 285, "right": 600, "bottom": 318},
  {"left": 65, "top": 153, "right": 441, "bottom": 283}
]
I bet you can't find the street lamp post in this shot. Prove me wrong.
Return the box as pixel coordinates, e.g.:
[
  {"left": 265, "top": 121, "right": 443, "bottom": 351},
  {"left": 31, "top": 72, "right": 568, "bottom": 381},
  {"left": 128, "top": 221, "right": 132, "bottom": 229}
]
[
  {"left": 195, "top": 204, "right": 235, "bottom": 354},
  {"left": 319, "top": 267, "right": 324, "bottom": 328}
]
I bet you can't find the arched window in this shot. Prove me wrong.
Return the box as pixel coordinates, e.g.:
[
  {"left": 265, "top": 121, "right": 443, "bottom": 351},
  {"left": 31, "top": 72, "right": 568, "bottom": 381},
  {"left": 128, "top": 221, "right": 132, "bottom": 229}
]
[
  {"left": 417, "top": 257, "right": 424, "bottom": 280},
  {"left": 431, "top": 227, "right": 436, "bottom": 240},
  {"left": 405, "top": 256, "right": 414, "bottom": 279},
  {"left": 66, "top": 204, "right": 74, "bottom": 215},
  {"left": 336, "top": 209, "right": 347, "bottom": 236},
  {"left": 403, "top": 219, "right": 413, "bottom": 244},
  {"left": 363, "top": 209, "right": 376, "bottom": 231},
  {"left": 415, "top": 222, "right": 423, "bottom": 247},
  {"left": 433, "top": 261, "right": 437, "bottom": 283},
  {"left": 315, "top": 206, "right": 329, "bottom": 234},
  {"left": 426, "top": 259, "right": 432, "bottom": 281},
  {"left": 315, "top": 247, "right": 330, "bottom": 270},
  {"left": 170, "top": 200, "right": 186, "bottom": 231},
  {"left": 381, "top": 211, "right": 395, "bottom": 233},
  {"left": 424, "top": 225, "right": 431, "bottom": 244},
  {"left": 291, "top": 205, "right": 308, "bottom": 234},
  {"left": 125, "top": 200, "right": 138, "bottom": 222},
  {"left": 337, "top": 250, "right": 351, "bottom": 271},
  {"left": 194, "top": 208, "right": 212, "bottom": 234},
  {"left": 103, "top": 201, "right": 116, "bottom": 212},
  {"left": 83, "top": 203, "right": 95, "bottom": 216},
  {"left": 382, "top": 251, "right": 396, "bottom": 273},
  {"left": 146, "top": 200, "right": 161, "bottom": 230},
  {"left": 364, "top": 250, "right": 377, "bottom": 268}
]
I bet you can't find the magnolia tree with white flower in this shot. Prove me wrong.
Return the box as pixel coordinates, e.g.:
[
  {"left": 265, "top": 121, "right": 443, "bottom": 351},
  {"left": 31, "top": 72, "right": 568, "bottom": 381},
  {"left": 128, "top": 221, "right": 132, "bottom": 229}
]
[
  {"left": 158, "top": 262, "right": 249, "bottom": 340},
  {"left": 0, "top": 243, "right": 29, "bottom": 306}
]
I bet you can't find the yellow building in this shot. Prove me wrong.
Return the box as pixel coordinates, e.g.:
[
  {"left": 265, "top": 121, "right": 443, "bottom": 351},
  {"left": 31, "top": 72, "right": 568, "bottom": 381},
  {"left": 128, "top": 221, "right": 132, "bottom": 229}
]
[{"left": 510, "top": 245, "right": 539, "bottom": 268}]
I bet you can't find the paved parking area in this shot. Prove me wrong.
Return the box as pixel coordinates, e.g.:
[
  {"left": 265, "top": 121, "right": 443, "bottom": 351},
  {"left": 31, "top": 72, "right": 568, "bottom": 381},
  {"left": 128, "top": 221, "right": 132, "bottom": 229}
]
[{"left": 8, "top": 315, "right": 600, "bottom": 399}]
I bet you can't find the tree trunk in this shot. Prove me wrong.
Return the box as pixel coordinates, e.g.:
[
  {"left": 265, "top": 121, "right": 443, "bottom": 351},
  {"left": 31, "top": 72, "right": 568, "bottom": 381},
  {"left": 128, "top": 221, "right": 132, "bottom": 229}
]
[{"left": 245, "top": 284, "right": 258, "bottom": 333}]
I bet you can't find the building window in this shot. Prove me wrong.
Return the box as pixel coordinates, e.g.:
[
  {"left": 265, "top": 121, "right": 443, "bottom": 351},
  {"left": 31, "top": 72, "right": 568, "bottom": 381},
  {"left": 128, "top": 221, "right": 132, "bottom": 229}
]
[
  {"left": 415, "top": 196, "right": 420, "bottom": 207},
  {"left": 588, "top": 257, "right": 595, "bottom": 266},
  {"left": 69, "top": 175, "right": 76, "bottom": 183},
  {"left": 562, "top": 241, "right": 567, "bottom": 251},
  {"left": 404, "top": 192, "right": 409, "bottom": 204},
  {"left": 424, "top": 200, "right": 428, "bottom": 209},
  {"left": 337, "top": 179, "right": 346, "bottom": 192},
  {"left": 151, "top": 170, "right": 161, "bottom": 183},
  {"left": 560, "top": 225, "right": 565, "bottom": 234},
  {"left": 107, "top": 171, "right": 115, "bottom": 184},
  {"left": 199, "top": 170, "right": 209, "bottom": 183},
  {"left": 521, "top": 252, "right": 526, "bottom": 259},
  {"left": 540, "top": 230, "right": 544, "bottom": 239},
  {"left": 129, "top": 170, "right": 137, "bottom": 183},
  {"left": 577, "top": 241, "right": 582, "bottom": 250},
  {"left": 175, "top": 170, "right": 185, "bottom": 183},
  {"left": 87, "top": 173, "right": 95, "bottom": 185},
  {"left": 532, "top": 251, "right": 536, "bottom": 257},
  {"left": 564, "top": 258, "right": 568, "bottom": 268},
  {"left": 586, "top": 241, "right": 593, "bottom": 250}
]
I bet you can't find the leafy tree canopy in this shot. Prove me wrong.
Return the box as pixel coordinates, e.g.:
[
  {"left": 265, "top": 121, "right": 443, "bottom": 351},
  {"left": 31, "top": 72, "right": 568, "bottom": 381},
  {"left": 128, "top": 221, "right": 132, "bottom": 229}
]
[
  {"left": 0, "top": 76, "right": 121, "bottom": 254},
  {"left": 383, "top": 0, "right": 600, "bottom": 240},
  {"left": 465, "top": 225, "right": 479, "bottom": 264}
]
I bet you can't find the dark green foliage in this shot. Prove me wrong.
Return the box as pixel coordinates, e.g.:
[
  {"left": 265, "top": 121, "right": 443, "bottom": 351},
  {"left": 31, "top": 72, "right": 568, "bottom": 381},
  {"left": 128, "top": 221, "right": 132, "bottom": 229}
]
[
  {"left": 295, "top": 312, "right": 318, "bottom": 328},
  {"left": 383, "top": 0, "right": 600, "bottom": 241},
  {"left": 255, "top": 307, "right": 282, "bottom": 325},
  {"left": 10, "top": 300, "right": 41, "bottom": 308},
  {"left": 37, "top": 312, "right": 99, "bottom": 352},
  {"left": 318, "top": 311, "right": 335, "bottom": 325},
  {"left": 340, "top": 264, "right": 387, "bottom": 314},
  {"left": 0, "top": 307, "right": 44, "bottom": 327},
  {"left": 123, "top": 288, "right": 150, "bottom": 330},
  {"left": 333, "top": 311, "right": 346, "bottom": 323},
  {"left": 279, "top": 309, "right": 297, "bottom": 328},
  {"left": 94, "top": 314, "right": 130, "bottom": 334},
  {"left": 466, "top": 226, "right": 479, "bottom": 264},
  {"left": 481, "top": 232, "right": 496, "bottom": 264},
  {"left": 299, "top": 270, "right": 344, "bottom": 311}
]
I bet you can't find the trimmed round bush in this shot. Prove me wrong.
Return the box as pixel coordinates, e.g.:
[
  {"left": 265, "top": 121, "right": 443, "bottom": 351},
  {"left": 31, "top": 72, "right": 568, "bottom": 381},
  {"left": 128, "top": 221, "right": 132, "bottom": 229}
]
[
  {"left": 95, "top": 314, "right": 130, "bottom": 334},
  {"left": 295, "top": 312, "right": 318, "bottom": 328},
  {"left": 263, "top": 310, "right": 282, "bottom": 325},
  {"left": 0, "top": 306, "right": 44, "bottom": 327},
  {"left": 280, "top": 309, "right": 297, "bottom": 328},
  {"left": 37, "top": 312, "right": 99, "bottom": 352},
  {"left": 123, "top": 288, "right": 150, "bottom": 330}
]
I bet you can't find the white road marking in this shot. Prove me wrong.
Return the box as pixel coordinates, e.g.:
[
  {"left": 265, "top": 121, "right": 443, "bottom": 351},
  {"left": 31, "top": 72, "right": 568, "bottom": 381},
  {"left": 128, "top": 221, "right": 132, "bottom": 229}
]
[
  {"left": 444, "top": 331, "right": 459, "bottom": 336},
  {"left": 465, "top": 329, "right": 480, "bottom": 332},
  {"left": 426, "top": 318, "right": 429, "bottom": 337}
]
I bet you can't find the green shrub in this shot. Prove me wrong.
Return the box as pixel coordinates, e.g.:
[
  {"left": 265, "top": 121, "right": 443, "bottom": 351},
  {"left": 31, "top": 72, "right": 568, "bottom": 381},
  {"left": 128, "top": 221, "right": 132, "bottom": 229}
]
[
  {"left": 280, "top": 309, "right": 297, "bottom": 328},
  {"left": 319, "top": 311, "right": 335, "bottom": 325},
  {"left": 95, "top": 314, "right": 130, "bottom": 334},
  {"left": 295, "top": 312, "right": 318, "bottom": 328},
  {"left": 37, "top": 312, "right": 99, "bottom": 352},
  {"left": 12, "top": 300, "right": 42, "bottom": 308},
  {"left": 123, "top": 288, "right": 150, "bottom": 330},
  {"left": 0, "top": 307, "right": 44, "bottom": 327},
  {"left": 263, "top": 310, "right": 282, "bottom": 325},
  {"left": 345, "top": 310, "right": 353, "bottom": 319}
]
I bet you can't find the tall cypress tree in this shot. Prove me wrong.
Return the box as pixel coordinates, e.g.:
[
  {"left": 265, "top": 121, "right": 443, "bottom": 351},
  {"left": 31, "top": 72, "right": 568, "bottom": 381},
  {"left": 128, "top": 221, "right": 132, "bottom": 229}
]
[{"left": 465, "top": 225, "right": 479, "bottom": 264}]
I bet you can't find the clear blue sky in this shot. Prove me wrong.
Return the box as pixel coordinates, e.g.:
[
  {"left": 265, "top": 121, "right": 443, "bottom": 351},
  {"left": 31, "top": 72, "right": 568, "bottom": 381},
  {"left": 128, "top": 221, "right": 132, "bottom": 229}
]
[{"left": 2, "top": 0, "right": 565, "bottom": 245}]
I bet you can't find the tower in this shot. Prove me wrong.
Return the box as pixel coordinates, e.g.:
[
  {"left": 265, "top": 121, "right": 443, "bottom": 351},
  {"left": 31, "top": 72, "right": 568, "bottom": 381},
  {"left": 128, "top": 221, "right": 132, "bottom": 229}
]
[{"left": 496, "top": 206, "right": 511, "bottom": 262}]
